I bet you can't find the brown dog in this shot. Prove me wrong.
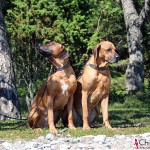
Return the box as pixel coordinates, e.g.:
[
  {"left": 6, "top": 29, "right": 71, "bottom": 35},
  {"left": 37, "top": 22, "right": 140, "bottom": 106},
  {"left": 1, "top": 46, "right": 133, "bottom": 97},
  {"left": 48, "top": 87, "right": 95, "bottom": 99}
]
[
  {"left": 28, "top": 41, "right": 77, "bottom": 133},
  {"left": 64, "top": 41, "right": 119, "bottom": 130}
]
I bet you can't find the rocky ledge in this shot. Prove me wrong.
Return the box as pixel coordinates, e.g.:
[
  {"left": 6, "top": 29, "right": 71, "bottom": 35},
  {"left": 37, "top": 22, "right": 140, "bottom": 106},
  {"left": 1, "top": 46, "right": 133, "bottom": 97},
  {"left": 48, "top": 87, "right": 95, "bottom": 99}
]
[{"left": 0, "top": 132, "right": 150, "bottom": 150}]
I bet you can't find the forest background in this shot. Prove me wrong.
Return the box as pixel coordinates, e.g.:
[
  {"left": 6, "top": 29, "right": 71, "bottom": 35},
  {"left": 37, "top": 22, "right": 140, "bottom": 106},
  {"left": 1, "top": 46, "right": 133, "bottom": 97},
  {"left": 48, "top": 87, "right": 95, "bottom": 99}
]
[{"left": 0, "top": 0, "right": 150, "bottom": 133}]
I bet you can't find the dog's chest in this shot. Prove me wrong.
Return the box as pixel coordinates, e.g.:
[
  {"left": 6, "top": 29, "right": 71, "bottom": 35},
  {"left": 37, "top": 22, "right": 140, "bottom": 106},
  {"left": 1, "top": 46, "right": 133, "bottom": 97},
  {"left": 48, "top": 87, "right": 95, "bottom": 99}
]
[
  {"left": 89, "top": 75, "right": 110, "bottom": 104},
  {"left": 61, "top": 83, "right": 69, "bottom": 96},
  {"left": 61, "top": 74, "right": 76, "bottom": 94}
]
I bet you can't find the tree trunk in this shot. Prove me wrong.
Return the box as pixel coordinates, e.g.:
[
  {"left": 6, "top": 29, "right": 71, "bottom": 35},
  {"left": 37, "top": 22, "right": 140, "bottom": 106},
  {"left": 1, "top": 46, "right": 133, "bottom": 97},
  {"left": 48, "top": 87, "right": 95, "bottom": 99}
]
[
  {"left": 121, "top": 0, "right": 150, "bottom": 93},
  {"left": 25, "top": 79, "right": 35, "bottom": 110},
  {"left": 0, "top": 2, "right": 21, "bottom": 119}
]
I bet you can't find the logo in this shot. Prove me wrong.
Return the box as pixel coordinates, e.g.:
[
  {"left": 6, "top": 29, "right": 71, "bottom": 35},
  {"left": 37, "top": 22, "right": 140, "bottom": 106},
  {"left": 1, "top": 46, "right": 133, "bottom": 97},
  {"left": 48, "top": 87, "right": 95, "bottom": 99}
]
[
  {"left": 134, "top": 138, "right": 150, "bottom": 149},
  {"left": 134, "top": 139, "right": 139, "bottom": 149}
]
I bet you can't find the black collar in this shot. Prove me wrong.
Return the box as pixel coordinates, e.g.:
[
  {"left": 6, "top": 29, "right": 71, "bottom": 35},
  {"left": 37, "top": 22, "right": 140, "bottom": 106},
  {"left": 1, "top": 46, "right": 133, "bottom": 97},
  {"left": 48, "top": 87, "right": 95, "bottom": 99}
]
[
  {"left": 88, "top": 64, "right": 107, "bottom": 71},
  {"left": 56, "top": 63, "right": 70, "bottom": 71}
]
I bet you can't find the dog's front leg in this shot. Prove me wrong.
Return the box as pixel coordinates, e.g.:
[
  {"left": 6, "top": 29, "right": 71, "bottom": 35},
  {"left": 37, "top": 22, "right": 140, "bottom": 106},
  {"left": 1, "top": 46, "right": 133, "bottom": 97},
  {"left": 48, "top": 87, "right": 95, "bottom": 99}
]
[
  {"left": 47, "top": 95, "right": 58, "bottom": 134},
  {"left": 67, "top": 95, "right": 76, "bottom": 129},
  {"left": 101, "top": 95, "right": 112, "bottom": 129},
  {"left": 82, "top": 90, "right": 90, "bottom": 130}
]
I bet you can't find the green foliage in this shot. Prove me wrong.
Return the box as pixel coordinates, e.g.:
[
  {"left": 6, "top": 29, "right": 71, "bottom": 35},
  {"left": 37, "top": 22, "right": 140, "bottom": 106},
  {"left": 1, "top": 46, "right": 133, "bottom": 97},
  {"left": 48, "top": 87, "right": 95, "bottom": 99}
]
[
  {"left": 3, "top": 0, "right": 150, "bottom": 116},
  {"left": 110, "top": 65, "right": 150, "bottom": 111},
  {"left": 5, "top": 0, "right": 126, "bottom": 75}
]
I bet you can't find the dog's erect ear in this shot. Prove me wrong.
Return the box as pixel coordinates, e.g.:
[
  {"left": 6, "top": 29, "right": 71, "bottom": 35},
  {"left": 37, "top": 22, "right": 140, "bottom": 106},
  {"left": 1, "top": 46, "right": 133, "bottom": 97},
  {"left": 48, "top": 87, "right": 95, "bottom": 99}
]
[
  {"left": 93, "top": 44, "right": 101, "bottom": 61},
  {"left": 38, "top": 44, "right": 53, "bottom": 57}
]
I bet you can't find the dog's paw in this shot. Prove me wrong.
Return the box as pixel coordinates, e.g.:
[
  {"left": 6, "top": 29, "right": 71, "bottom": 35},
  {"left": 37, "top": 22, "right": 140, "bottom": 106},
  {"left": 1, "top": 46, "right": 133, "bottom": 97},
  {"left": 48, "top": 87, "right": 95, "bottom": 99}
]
[
  {"left": 104, "top": 121, "right": 112, "bottom": 129},
  {"left": 50, "top": 127, "right": 58, "bottom": 134},
  {"left": 108, "top": 127, "right": 117, "bottom": 130},
  {"left": 34, "top": 128, "right": 42, "bottom": 132},
  {"left": 68, "top": 124, "right": 76, "bottom": 130},
  {"left": 83, "top": 125, "right": 91, "bottom": 130},
  {"left": 69, "top": 125, "right": 76, "bottom": 130}
]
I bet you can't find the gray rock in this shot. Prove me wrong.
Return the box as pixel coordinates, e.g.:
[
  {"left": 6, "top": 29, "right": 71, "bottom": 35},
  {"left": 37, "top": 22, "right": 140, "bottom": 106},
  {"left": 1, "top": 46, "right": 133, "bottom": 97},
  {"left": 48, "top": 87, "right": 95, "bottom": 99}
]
[
  {"left": 72, "top": 138, "right": 81, "bottom": 143},
  {"left": 37, "top": 136, "right": 45, "bottom": 141},
  {"left": 59, "top": 143, "right": 71, "bottom": 149},
  {"left": 43, "top": 143, "right": 51, "bottom": 149},
  {"left": 24, "top": 141, "right": 38, "bottom": 149},
  {"left": 142, "top": 132, "right": 150, "bottom": 137},
  {"left": 1, "top": 133, "right": 150, "bottom": 150},
  {"left": 45, "top": 133, "right": 55, "bottom": 140},
  {"left": 50, "top": 141, "right": 62, "bottom": 145},
  {"left": 93, "top": 135, "right": 106, "bottom": 142},
  {"left": 57, "top": 137, "right": 71, "bottom": 142},
  {"left": 2, "top": 142, "right": 12, "bottom": 150},
  {"left": 77, "top": 143, "right": 86, "bottom": 148}
]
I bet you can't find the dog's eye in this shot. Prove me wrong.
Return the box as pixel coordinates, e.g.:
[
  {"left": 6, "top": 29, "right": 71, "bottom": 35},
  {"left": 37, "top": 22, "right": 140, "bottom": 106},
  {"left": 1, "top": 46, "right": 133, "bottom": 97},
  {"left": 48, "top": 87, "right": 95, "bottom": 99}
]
[
  {"left": 106, "top": 48, "right": 112, "bottom": 52},
  {"left": 49, "top": 42, "right": 53, "bottom": 45}
]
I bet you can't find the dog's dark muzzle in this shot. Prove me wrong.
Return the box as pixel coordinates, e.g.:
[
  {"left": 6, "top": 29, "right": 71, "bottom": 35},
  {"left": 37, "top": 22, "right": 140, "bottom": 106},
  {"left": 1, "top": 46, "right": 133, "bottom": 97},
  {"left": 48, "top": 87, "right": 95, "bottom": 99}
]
[
  {"left": 108, "top": 54, "right": 119, "bottom": 63},
  {"left": 38, "top": 44, "right": 53, "bottom": 57}
]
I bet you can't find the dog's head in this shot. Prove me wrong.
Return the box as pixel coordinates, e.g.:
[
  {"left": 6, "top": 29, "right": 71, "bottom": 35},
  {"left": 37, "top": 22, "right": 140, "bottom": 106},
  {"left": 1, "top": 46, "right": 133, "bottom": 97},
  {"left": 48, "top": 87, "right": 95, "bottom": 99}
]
[
  {"left": 39, "top": 41, "right": 69, "bottom": 60},
  {"left": 93, "top": 41, "right": 119, "bottom": 64}
]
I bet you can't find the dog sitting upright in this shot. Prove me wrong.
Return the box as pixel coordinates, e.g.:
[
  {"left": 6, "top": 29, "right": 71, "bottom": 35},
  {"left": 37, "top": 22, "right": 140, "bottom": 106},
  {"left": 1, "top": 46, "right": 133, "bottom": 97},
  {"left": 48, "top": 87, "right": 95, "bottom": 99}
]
[
  {"left": 63, "top": 41, "right": 119, "bottom": 130},
  {"left": 28, "top": 41, "right": 77, "bottom": 133}
]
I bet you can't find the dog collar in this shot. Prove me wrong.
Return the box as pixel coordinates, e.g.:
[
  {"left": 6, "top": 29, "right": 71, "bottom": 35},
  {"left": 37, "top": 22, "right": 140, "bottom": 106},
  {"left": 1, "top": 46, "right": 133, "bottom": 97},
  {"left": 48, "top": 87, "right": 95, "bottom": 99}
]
[
  {"left": 88, "top": 64, "right": 107, "bottom": 71},
  {"left": 56, "top": 63, "right": 70, "bottom": 71}
]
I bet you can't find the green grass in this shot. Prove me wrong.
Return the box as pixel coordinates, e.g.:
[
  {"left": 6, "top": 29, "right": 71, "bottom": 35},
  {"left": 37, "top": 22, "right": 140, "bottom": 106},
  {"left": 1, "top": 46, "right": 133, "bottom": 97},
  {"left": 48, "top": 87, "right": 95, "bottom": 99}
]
[
  {"left": 0, "top": 60, "right": 149, "bottom": 141},
  {"left": 0, "top": 122, "right": 49, "bottom": 140},
  {"left": 0, "top": 105, "right": 150, "bottom": 141},
  {"left": 69, "top": 126, "right": 150, "bottom": 137},
  {"left": 0, "top": 120, "right": 150, "bottom": 141}
]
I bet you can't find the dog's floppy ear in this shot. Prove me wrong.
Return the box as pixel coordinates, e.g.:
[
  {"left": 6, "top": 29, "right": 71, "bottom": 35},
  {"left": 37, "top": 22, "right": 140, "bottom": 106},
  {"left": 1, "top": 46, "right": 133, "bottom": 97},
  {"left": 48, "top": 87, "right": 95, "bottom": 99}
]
[
  {"left": 93, "top": 44, "right": 101, "bottom": 61},
  {"left": 59, "top": 49, "right": 69, "bottom": 60},
  {"left": 38, "top": 44, "right": 53, "bottom": 57}
]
